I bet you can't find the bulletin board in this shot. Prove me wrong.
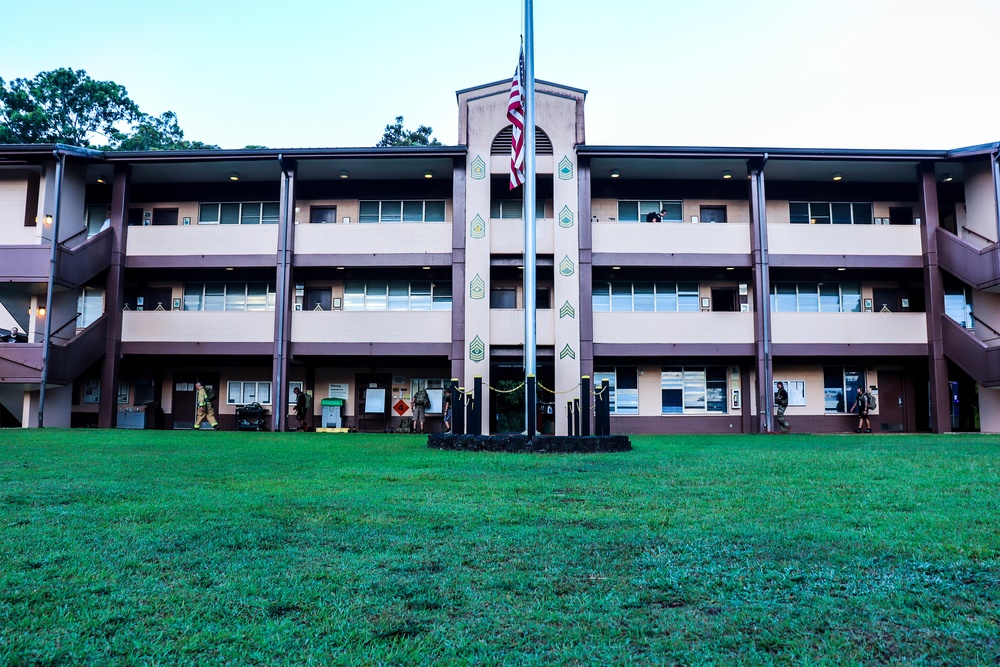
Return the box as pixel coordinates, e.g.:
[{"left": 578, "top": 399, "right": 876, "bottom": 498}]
[{"left": 364, "top": 387, "right": 386, "bottom": 413}]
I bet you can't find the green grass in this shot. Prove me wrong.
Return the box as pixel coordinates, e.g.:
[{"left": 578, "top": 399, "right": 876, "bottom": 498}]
[{"left": 1, "top": 430, "right": 998, "bottom": 666}]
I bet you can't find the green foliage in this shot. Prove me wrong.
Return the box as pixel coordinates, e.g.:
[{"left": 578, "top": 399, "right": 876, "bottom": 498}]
[
  {"left": 1, "top": 430, "right": 998, "bottom": 665},
  {"left": 0, "top": 68, "right": 217, "bottom": 150},
  {"left": 376, "top": 115, "right": 441, "bottom": 147}
]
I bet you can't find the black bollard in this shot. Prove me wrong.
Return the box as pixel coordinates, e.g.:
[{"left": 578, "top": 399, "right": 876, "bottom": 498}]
[
  {"left": 567, "top": 400, "right": 574, "bottom": 435},
  {"left": 526, "top": 374, "right": 537, "bottom": 436},
  {"left": 450, "top": 378, "right": 461, "bottom": 434},
  {"left": 581, "top": 375, "right": 591, "bottom": 437},
  {"left": 573, "top": 397, "right": 581, "bottom": 437},
  {"left": 471, "top": 376, "right": 483, "bottom": 436},
  {"left": 601, "top": 379, "right": 611, "bottom": 436}
]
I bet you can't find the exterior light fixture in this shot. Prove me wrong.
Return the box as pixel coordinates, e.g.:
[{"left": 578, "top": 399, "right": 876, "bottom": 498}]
[
  {"left": 229, "top": 173, "right": 240, "bottom": 181},
  {"left": 837, "top": 267, "right": 846, "bottom": 271},
  {"left": 726, "top": 267, "right": 735, "bottom": 271},
  {"left": 612, "top": 266, "right": 621, "bottom": 270},
  {"left": 336, "top": 266, "right": 345, "bottom": 270},
  {"left": 832, "top": 172, "right": 843, "bottom": 181},
  {"left": 37, "top": 307, "right": 46, "bottom": 317},
  {"left": 422, "top": 266, "right": 431, "bottom": 270},
  {"left": 225, "top": 267, "right": 234, "bottom": 271},
  {"left": 97, "top": 175, "right": 107, "bottom": 184},
  {"left": 424, "top": 170, "right": 433, "bottom": 179},
  {"left": 722, "top": 170, "right": 732, "bottom": 179},
  {"left": 610, "top": 169, "right": 620, "bottom": 178},
  {"left": 44, "top": 215, "right": 53, "bottom": 225},
  {"left": 943, "top": 173, "right": 953, "bottom": 182},
  {"left": 339, "top": 170, "right": 349, "bottom": 179}
]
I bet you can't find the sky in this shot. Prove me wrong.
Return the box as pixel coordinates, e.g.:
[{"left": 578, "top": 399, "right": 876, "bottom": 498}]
[{"left": 3, "top": 0, "right": 999, "bottom": 151}]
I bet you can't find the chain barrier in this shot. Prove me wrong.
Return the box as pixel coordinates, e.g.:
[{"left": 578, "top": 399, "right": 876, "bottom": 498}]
[
  {"left": 536, "top": 380, "right": 582, "bottom": 396},
  {"left": 483, "top": 381, "right": 526, "bottom": 394}
]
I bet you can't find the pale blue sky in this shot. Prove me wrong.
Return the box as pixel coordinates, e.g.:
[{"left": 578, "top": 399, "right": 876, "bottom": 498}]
[{"left": 3, "top": 0, "right": 998, "bottom": 150}]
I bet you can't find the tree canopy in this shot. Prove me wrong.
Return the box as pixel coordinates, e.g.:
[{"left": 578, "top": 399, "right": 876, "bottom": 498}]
[
  {"left": 376, "top": 116, "right": 441, "bottom": 147},
  {"left": 0, "top": 68, "right": 216, "bottom": 150}
]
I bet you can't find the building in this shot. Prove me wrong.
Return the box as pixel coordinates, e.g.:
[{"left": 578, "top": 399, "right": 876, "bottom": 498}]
[{"left": 1, "top": 79, "right": 998, "bottom": 434}]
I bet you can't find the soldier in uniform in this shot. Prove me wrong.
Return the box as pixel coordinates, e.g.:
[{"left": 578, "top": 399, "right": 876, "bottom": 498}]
[{"left": 194, "top": 382, "right": 220, "bottom": 430}]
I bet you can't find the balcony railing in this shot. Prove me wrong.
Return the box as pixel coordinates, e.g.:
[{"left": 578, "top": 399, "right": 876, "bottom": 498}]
[
  {"left": 490, "top": 309, "right": 556, "bottom": 345},
  {"left": 126, "top": 225, "right": 280, "bottom": 258},
  {"left": 122, "top": 310, "right": 276, "bottom": 343},
  {"left": 593, "top": 311, "right": 754, "bottom": 345},
  {"left": 294, "top": 222, "right": 452, "bottom": 257},
  {"left": 768, "top": 224, "right": 922, "bottom": 258},
  {"left": 592, "top": 222, "right": 751, "bottom": 259},
  {"left": 771, "top": 312, "right": 927, "bottom": 346},
  {"left": 291, "top": 310, "right": 451, "bottom": 343}
]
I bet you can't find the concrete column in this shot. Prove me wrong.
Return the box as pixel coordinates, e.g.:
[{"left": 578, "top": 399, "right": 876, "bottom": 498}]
[
  {"left": 918, "top": 162, "right": 951, "bottom": 433},
  {"left": 99, "top": 164, "right": 131, "bottom": 428}
]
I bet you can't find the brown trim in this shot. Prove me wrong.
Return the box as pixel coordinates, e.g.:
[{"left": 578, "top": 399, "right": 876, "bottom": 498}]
[
  {"left": 918, "top": 162, "right": 950, "bottom": 432},
  {"left": 126, "top": 255, "right": 276, "bottom": 269},
  {"left": 24, "top": 171, "right": 40, "bottom": 227},
  {"left": 272, "top": 158, "right": 296, "bottom": 433},
  {"left": 99, "top": 164, "right": 131, "bottom": 428},
  {"left": 294, "top": 253, "right": 454, "bottom": 268},
  {"left": 769, "top": 255, "right": 923, "bottom": 269},
  {"left": 749, "top": 159, "right": 772, "bottom": 434},
  {"left": 592, "top": 253, "right": 752, "bottom": 268},
  {"left": 772, "top": 343, "right": 928, "bottom": 357},
  {"left": 609, "top": 415, "right": 746, "bottom": 434},
  {"left": 593, "top": 343, "right": 756, "bottom": 356},
  {"left": 451, "top": 156, "right": 466, "bottom": 382},
  {"left": 122, "top": 342, "right": 274, "bottom": 355},
  {"left": 579, "top": 156, "right": 594, "bottom": 381},
  {"left": 291, "top": 342, "right": 451, "bottom": 357}
]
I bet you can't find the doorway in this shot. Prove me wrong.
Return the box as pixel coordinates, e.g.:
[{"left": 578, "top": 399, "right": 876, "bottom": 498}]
[
  {"left": 889, "top": 207, "right": 913, "bottom": 225},
  {"left": 872, "top": 288, "right": 900, "bottom": 313},
  {"left": 711, "top": 288, "right": 738, "bottom": 312},
  {"left": 172, "top": 372, "right": 219, "bottom": 429},
  {"left": 304, "top": 288, "right": 332, "bottom": 311},
  {"left": 152, "top": 208, "right": 179, "bottom": 226},
  {"left": 875, "top": 370, "right": 906, "bottom": 432},
  {"left": 144, "top": 287, "right": 173, "bottom": 312}
]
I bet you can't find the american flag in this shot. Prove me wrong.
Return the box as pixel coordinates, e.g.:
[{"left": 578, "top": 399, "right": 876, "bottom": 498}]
[{"left": 507, "top": 45, "right": 525, "bottom": 190}]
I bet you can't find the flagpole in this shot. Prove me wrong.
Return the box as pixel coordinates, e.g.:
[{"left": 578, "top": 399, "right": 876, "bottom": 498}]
[{"left": 523, "top": 0, "right": 537, "bottom": 433}]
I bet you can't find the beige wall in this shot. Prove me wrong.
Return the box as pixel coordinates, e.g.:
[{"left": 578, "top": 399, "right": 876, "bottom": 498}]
[
  {"left": 0, "top": 173, "right": 37, "bottom": 244},
  {"left": 594, "top": 312, "right": 754, "bottom": 344},
  {"left": 767, "top": 224, "right": 922, "bottom": 256},
  {"left": 490, "top": 309, "right": 556, "bottom": 346},
  {"left": 122, "top": 311, "right": 276, "bottom": 342},
  {"left": 963, "top": 159, "right": 998, "bottom": 245},
  {"left": 291, "top": 310, "right": 450, "bottom": 343},
  {"left": 126, "top": 224, "right": 279, "bottom": 256},
  {"left": 490, "top": 216, "right": 554, "bottom": 254},
  {"left": 294, "top": 221, "right": 452, "bottom": 256},
  {"left": 772, "top": 312, "right": 927, "bottom": 345},
  {"left": 592, "top": 221, "right": 752, "bottom": 255},
  {"left": 979, "top": 386, "right": 1000, "bottom": 433}
]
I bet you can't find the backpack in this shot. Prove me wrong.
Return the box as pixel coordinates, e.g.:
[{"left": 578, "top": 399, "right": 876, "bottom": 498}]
[
  {"left": 204, "top": 387, "right": 216, "bottom": 402},
  {"left": 415, "top": 390, "right": 430, "bottom": 408},
  {"left": 304, "top": 392, "right": 313, "bottom": 409},
  {"left": 865, "top": 391, "right": 877, "bottom": 410}
]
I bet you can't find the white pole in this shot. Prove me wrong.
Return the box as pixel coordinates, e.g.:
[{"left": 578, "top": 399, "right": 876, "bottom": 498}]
[{"left": 523, "top": 0, "right": 537, "bottom": 382}]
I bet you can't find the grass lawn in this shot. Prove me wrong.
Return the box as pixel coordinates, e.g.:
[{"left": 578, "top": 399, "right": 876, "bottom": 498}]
[{"left": 1, "top": 430, "right": 998, "bottom": 666}]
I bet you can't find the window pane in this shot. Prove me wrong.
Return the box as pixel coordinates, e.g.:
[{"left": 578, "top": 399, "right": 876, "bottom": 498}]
[
  {"left": 501, "top": 201, "right": 521, "bottom": 219},
  {"left": 633, "top": 282, "right": 655, "bottom": 311},
  {"left": 242, "top": 382, "right": 256, "bottom": 404},
  {"left": 257, "top": 382, "right": 271, "bottom": 405},
  {"left": 359, "top": 201, "right": 380, "bottom": 223},
  {"left": 593, "top": 283, "right": 610, "bottom": 312},
  {"left": 774, "top": 284, "right": 797, "bottom": 312},
  {"left": 853, "top": 203, "right": 874, "bottom": 225},
  {"left": 594, "top": 371, "right": 616, "bottom": 412},
  {"left": 677, "top": 283, "right": 699, "bottom": 312},
  {"left": 240, "top": 203, "right": 261, "bottom": 225},
  {"left": 204, "top": 283, "right": 225, "bottom": 311},
  {"left": 810, "top": 203, "right": 831, "bottom": 224},
  {"left": 184, "top": 283, "right": 204, "bottom": 311},
  {"left": 491, "top": 288, "right": 517, "bottom": 309},
  {"left": 819, "top": 284, "right": 841, "bottom": 312},
  {"left": 797, "top": 283, "right": 819, "bottom": 312},
  {"left": 841, "top": 283, "right": 861, "bottom": 312},
  {"left": 388, "top": 282, "right": 410, "bottom": 310},
  {"left": 661, "top": 368, "right": 683, "bottom": 414},
  {"left": 655, "top": 283, "right": 677, "bottom": 312},
  {"left": 683, "top": 369, "right": 706, "bottom": 411},
  {"left": 410, "top": 281, "right": 432, "bottom": 311},
  {"left": 310, "top": 207, "right": 337, "bottom": 224},
  {"left": 365, "top": 282, "right": 388, "bottom": 310},
  {"left": 610, "top": 283, "right": 632, "bottom": 312},
  {"left": 706, "top": 367, "right": 727, "bottom": 413},
  {"left": 344, "top": 283, "right": 365, "bottom": 310},
  {"left": 225, "top": 283, "right": 247, "bottom": 311},
  {"left": 199, "top": 203, "right": 219, "bottom": 224},
  {"left": 261, "top": 202, "right": 280, "bottom": 224},
  {"left": 432, "top": 282, "right": 452, "bottom": 310},
  {"left": 228, "top": 381, "right": 242, "bottom": 404},
  {"left": 246, "top": 283, "right": 268, "bottom": 311},
  {"left": 823, "top": 367, "right": 844, "bottom": 412},
  {"left": 381, "top": 201, "right": 402, "bottom": 223},
  {"left": 425, "top": 201, "right": 445, "bottom": 222},
  {"left": 402, "top": 201, "right": 424, "bottom": 222},
  {"left": 617, "top": 201, "right": 639, "bottom": 222},
  {"left": 789, "top": 202, "right": 809, "bottom": 224},
  {"left": 661, "top": 201, "right": 682, "bottom": 222},
  {"left": 220, "top": 203, "right": 240, "bottom": 224},
  {"left": 831, "top": 203, "right": 852, "bottom": 224}
]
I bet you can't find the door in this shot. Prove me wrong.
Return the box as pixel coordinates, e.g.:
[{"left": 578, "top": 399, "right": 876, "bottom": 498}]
[
  {"left": 172, "top": 372, "right": 219, "bottom": 429},
  {"left": 356, "top": 373, "right": 392, "bottom": 432},
  {"left": 304, "top": 288, "right": 332, "bottom": 311},
  {"left": 145, "top": 287, "right": 173, "bottom": 312},
  {"left": 711, "top": 288, "right": 738, "bottom": 312},
  {"left": 889, "top": 207, "right": 913, "bottom": 225},
  {"left": 872, "top": 288, "right": 900, "bottom": 313},
  {"left": 875, "top": 370, "right": 906, "bottom": 432},
  {"left": 700, "top": 206, "right": 727, "bottom": 223}
]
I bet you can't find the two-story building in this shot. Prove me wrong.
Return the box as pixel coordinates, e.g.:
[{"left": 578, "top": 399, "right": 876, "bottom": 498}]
[{"left": 2, "top": 78, "right": 998, "bottom": 434}]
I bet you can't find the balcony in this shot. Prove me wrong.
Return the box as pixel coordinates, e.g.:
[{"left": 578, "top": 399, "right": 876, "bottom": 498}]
[
  {"left": 294, "top": 223, "right": 452, "bottom": 266},
  {"left": 593, "top": 311, "right": 754, "bottom": 355},
  {"left": 0, "top": 228, "right": 112, "bottom": 288},
  {"left": 291, "top": 310, "right": 451, "bottom": 356},
  {"left": 771, "top": 312, "right": 927, "bottom": 355},
  {"left": 490, "top": 309, "right": 556, "bottom": 346},
  {"left": 768, "top": 224, "right": 922, "bottom": 267},
  {"left": 591, "top": 222, "right": 751, "bottom": 266},
  {"left": 936, "top": 228, "right": 1000, "bottom": 290},
  {"left": 121, "top": 310, "right": 275, "bottom": 354},
  {"left": 125, "top": 225, "right": 279, "bottom": 267},
  {"left": 942, "top": 315, "right": 1000, "bottom": 387},
  {"left": 0, "top": 314, "right": 107, "bottom": 384}
]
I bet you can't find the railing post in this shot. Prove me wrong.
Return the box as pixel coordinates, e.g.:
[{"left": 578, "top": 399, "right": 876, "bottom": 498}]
[
  {"left": 450, "top": 379, "right": 462, "bottom": 435},
  {"left": 581, "top": 375, "right": 591, "bottom": 437},
  {"left": 566, "top": 401, "right": 574, "bottom": 435},
  {"left": 471, "top": 376, "right": 483, "bottom": 436},
  {"left": 573, "top": 398, "right": 581, "bottom": 436},
  {"left": 601, "top": 379, "right": 611, "bottom": 436},
  {"left": 526, "top": 374, "right": 537, "bottom": 436}
]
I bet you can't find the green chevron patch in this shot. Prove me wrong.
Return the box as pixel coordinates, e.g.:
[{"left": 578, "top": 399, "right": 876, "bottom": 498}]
[
  {"left": 470, "top": 335, "right": 485, "bottom": 362},
  {"left": 559, "top": 255, "right": 575, "bottom": 276},
  {"left": 471, "top": 155, "right": 486, "bottom": 180},
  {"left": 470, "top": 214, "right": 486, "bottom": 239},
  {"left": 558, "top": 156, "right": 573, "bottom": 180},
  {"left": 559, "top": 301, "right": 576, "bottom": 318},
  {"left": 470, "top": 274, "right": 485, "bottom": 300},
  {"left": 559, "top": 344, "right": 576, "bottom": 360},
  {"left": 558, "top": 205, "right": 574, "bottom": 228}
]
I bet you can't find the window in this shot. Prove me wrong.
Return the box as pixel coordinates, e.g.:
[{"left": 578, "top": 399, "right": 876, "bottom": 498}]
[
  {"left": 198, "top": 202, "right": 279, "bottom": 225},
  {"left": 773, "top": 379, "right": 806, "bottom": 406},
  {"left": 344, "top": 282, "right": 452, "bottom": 311},
  {"left": 310, "top": 207, "right": 337, "bottom": 224},
  {"left": 77, "top": 286, "right": 104, "bottom": 328},
  {"left": 288, "top": 381, "right": 303, "bottom": 404},
  {"left": 790, "top": 202, "right": 874, "bottom": 225},
  {"left": 824, "top": 367, "right": 864, "bottom": 413},
  {"left": 594, "top": 367, "right": 638, "bottom": 414},
  {"left": 83, "top": 379, "right": 100, "bottom": 404},
  {"left": 490, "top": 199, "right": 546, "bottom": 219},
  {"left": 118, "top": 379, "right": 130, "bottom": 405},
  {"left": 411, "top": 378, "right": 449, "bottom": 413},
  {"left": 228, "top": 381, "right": 271, "bottom": 405},
  {"left": 770, "top": 283, "right": 861, "bottom": 312},
  {"left": 617, "top": 200, "right": 683, "bottom": 223},
  {"left": 184, "top": 283, "right": 276, "bottom": 311},
  {"left": 491, "top": 287, "right": 517, "bottom": 309},
  {"left": 85, "top": 204, "right": 108, "bottom": 238},
  {"left": 593, "top": 282, "right": 699, "bottom": 312},
  {"left": 661, "top": 367, "right": 728, "bottom": 414},
  {"left": 359, "top": 200, "right": 446, "bottom": 223},
  {"left": 944, "top": 284, "right": 973, "bottom": 328}
]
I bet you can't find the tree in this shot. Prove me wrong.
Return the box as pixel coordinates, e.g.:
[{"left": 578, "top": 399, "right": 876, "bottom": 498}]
[
  {"left": 114, "top": 111, "right": 219, "bottom": 151},
  {"left": 0, "top": 68, "right": 140, "bottom": 146},
  {"left": 376, "top": 115, "right": 441, "bottom": 147}
]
